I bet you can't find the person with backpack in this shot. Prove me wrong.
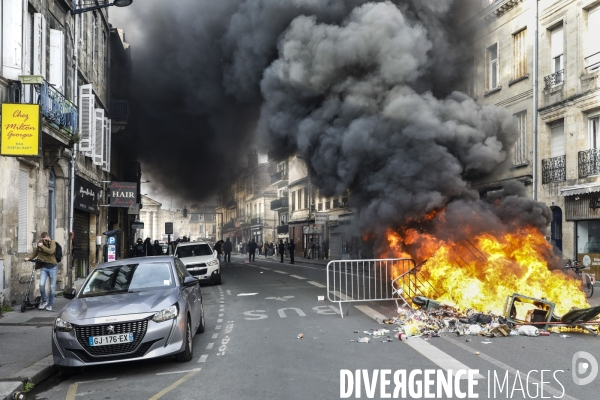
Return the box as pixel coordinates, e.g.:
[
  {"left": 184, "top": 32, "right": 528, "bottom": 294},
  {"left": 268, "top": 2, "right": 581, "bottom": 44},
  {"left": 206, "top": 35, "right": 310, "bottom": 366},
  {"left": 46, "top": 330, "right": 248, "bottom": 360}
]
[
  {"left": 24, "top": 232, "right": 57, "bottom": 311},
  {"left": 133, "top": 238, "right": 145, "bottom": 257}
]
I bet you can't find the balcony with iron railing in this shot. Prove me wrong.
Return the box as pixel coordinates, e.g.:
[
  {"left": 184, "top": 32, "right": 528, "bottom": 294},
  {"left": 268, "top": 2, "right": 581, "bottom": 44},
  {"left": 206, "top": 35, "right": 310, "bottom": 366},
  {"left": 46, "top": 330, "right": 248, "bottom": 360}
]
[
  {"left": 270, "top": 197, "right": 289, "bottom": 210},
  {"left": 277, "top": 225, "right": 289, "bottom": 234},
  {"left": 542, "top": 155, "right": 566, "bottom": 184},
  {"left": 585, "top": 52, "right": 600, "bottom": 72},
  {"left": 110, "top": 100, "right": 129, "bottom": 124},
  {"left": 226, "top": 199, "right": 237, "bottom": 209},
  {"left": 271, "top": 171, "right": 288, "bottom": 185},
  {"left": 15, "top": 78, "right": 78, "bottom": 136},
  {"left": 578, "top": 149, "right": 600, "bottom": 179},
  {"left": 544, "top": 70, "right": 564, "bottom": 90},
  {"left": 333, "top": 197, "right": 349, "bottom": 209},
  {"left": 251, "top": 217, "right": 262, "bottom": 226}
]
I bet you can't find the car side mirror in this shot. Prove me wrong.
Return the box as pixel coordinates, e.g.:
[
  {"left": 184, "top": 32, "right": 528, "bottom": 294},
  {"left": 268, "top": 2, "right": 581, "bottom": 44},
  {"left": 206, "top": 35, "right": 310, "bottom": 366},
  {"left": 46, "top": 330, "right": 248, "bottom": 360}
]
[
  {"left": 63, "top": 288, "right": 77, "bottom": 299},
  {"left": 183, "top": 276, "right": 199, "bottom": 288}
]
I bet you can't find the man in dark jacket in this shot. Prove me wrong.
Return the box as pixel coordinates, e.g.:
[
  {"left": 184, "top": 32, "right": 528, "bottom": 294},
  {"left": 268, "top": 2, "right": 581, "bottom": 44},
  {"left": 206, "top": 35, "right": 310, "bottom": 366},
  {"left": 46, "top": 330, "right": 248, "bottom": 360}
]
[
  {"left": 288, "top": 239, "right": 296, "bottom": 264},
  {"left": 223, "top": 238, "right": 232, "bottom": 262},
  {"left": 278, "top": 239, "right": 285, "bottom": 263},
  {"left": 24, "top": 232, "right": 57, "bottom": 311},
  {"left": 133, "top": 238, "right": 145, "bottom": 257},
  {"left": 214, "top": 240, "right": 224, "bottom": 262},
  {"left": 153, "top": 240, "right": 164, "bottom": 256},
  {"left": 248, "top": 239, "right": 257, "bottom": 262},
  {"left": 143, "top": 237, "right": 154, "bottom": 256}
]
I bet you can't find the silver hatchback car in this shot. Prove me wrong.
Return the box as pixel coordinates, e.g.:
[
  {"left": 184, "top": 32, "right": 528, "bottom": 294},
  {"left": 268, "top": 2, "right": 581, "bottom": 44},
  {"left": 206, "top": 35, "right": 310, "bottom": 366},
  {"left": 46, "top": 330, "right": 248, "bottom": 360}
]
[{"left": 53, "top": 256, "right": 205, "bottom": 374}]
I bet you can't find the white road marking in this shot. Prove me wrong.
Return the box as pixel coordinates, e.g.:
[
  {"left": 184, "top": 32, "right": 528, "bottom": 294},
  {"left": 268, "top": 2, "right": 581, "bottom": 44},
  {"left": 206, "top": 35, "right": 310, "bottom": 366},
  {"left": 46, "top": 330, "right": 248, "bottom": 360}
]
[
  {"left": 216, "top": 325, "right": 222, "bottom": 330},
  {"left": 206, "top": 343, "right": 214, "bottom": 349},
  {"left": 156, "top": 368, "right": 201, "bottom": 376},
  {"left": 278, "top": 308, "right": 307, "bottom": 318},
  {"left": 289, "top": 275, "right": 307, "bottom": 280},
  {"left": 442, "top": 336, "right": 575, "bottom": 399},
  {"left": 265, "top": 296, "right": 294, "bottom": 301},
  {"left": 404, "top": 338, "right": 484, "bottom": 379},
  {"left": 212, "top": 333, "right": 219, "bottom": 339},
  {"left": 217, "top": 319, "right": 223, "bottom": 323},
  {"left": 273, "top": 270, "right": 288, "bottom": 274},
  {"left": 307, "top": 281, "right": 326, "bottom": 288},
  {"left": 329, "top": 290, "right": 352, "bottom": 301},
  {"left": 237, "top": 293, "right": 258, "bottom": 296},
  {"left": 198, "top": 355, "right": 208, "bottom": 363},
  {"left": 258, "top": 267, "right": 271, "bottom": 270},
  {"left": 76, "top": 378, "right": 117, "bottom": 384},
  {"left": 219, "top": 301, "right": 225, "bottom": 304},
  {"left": 329, "top": 305, "right": 341, "bottom": 314},
  {"left": 218, "top": 313, "right": 224, "bottom": 317},
  {"left": 354, "top": 305, "right": 387, "bottom": 322}
]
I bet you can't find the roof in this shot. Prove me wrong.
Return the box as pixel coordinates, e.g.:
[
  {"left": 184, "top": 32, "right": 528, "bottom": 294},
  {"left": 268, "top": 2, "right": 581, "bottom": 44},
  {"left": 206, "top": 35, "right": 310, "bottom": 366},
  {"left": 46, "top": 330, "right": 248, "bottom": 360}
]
[
  {"left": 96, "top": 255, "right": 175, "bottom": 268},
  {"left": 560, "top": 182, "right": 600, "bottom": 196}
]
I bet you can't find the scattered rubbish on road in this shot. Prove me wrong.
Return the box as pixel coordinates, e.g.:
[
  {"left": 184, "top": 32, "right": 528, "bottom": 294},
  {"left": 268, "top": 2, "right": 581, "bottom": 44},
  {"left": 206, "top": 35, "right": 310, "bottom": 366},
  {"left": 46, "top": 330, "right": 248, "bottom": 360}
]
[
  {"left": 465, "top": 339, "right": 471, "bottom": 342},
  {"left": 539, "top": 331, "right": 550, "bottom": 336},
  {"left": 560, "top": 335, "right": 571, "bottom": 338},
  {"left": 517, "top": 325, "right": 540, "bottom": 337},
  {"left": 318, "top": 296, "right": 325, "bottom": 301},
  {"left": 396, "top": 333, "right": 403, "bottom": 341},
  {"left": 357, "top": 337, "right": 370, "bottom": 343},
  {"left": 297, "top": 333, "right": 304, "bottom": 340},
  {"left": 475, "top": 352, "right": 480, "bottom": 355},
  {"left": 481, "top": 341, "right": 493, "bottom": 344},
  {"left": 354, "top": 330, "right": 359, "bottom": 333}
]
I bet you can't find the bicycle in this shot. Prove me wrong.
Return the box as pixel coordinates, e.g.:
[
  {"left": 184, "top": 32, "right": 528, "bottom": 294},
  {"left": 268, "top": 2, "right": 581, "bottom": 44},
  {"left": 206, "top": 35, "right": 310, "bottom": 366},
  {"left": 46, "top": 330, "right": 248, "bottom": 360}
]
[{"left": 565, "top": 260, "right": 595, "bottom": 298}]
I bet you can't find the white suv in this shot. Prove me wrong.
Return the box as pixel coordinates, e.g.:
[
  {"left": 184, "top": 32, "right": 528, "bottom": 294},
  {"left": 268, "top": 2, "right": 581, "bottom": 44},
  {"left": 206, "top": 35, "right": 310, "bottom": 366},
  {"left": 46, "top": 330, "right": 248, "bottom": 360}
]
[{"left": 174, "top": 241, "right": 221, "bottom": 284}]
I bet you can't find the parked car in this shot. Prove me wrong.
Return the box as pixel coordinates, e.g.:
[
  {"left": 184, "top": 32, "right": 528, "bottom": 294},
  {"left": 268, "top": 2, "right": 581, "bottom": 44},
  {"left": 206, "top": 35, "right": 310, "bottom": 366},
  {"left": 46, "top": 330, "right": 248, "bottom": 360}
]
[
  {"left": 53, "top": 256, "right": 205, "bottom": 374},
  {"left": 174, "top": 241, "right": 221, "bottom": 285}
]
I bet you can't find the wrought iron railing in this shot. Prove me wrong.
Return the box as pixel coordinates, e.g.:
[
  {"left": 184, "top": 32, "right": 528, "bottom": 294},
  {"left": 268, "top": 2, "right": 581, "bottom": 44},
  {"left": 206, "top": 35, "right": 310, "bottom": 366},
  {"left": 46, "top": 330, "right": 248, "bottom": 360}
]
[
  {"left": 277, "top": 225, "right": 289, "bottom": 234},
  {"left": 270, "top": 197, "right": 289, "bottom": 210},
  {"left": 271, "top": 171, "right": 288, "bottom": 185},
  {"left": 542, "top": 155, "right": 566, "bottom": 184},
  {"left": 110, "top": 100, "right": 129, "bottom": 123},
  {"left": 585, "top": 51, "right": 600, "bottom": 72},
  {"left": 251, "top": 217, "right": 262, "bottom": 226},
  {"left": 32, "top": 80, "right": 78, "bottom": 135},
  {"left": 578, "top": 149, "right": 600, "bottom": 178},
  {"left": 544, "top": 69, "right": 564, "bottom": 89}
]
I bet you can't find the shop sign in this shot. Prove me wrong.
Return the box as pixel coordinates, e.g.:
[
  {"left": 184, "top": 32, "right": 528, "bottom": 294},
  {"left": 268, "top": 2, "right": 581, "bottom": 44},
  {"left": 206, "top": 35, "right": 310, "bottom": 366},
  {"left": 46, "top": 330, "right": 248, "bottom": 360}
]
[
  {"left": 1, "top": 103, "right": 41, "bottom": 156},
  {"left": 315, "top": 212, "right": 329, "bottom": 225},
  {"left": 338, "top": 213, "right": 354, "bottom": 222},
  {"left": 74, "top": 177, "right": 101, "bottom": 214},
  {"left": 132, "top": 222, "right": 144, "bottom": 229},
  {"left": 303, "top": 225, "right": 323, "bottom": 234},
  {"left": 109, "top": 182, "right": 137, "bottom": 207},
  {"left": 578, "top": 253, "right": 600, "bottom": 269}
]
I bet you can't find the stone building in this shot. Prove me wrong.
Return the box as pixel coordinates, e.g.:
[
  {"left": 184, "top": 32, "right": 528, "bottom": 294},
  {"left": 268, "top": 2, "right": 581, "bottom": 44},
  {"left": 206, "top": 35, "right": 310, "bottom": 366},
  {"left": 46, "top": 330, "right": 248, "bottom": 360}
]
[{"left": 0, "top": 1, "right": 137, "bottom": 305}]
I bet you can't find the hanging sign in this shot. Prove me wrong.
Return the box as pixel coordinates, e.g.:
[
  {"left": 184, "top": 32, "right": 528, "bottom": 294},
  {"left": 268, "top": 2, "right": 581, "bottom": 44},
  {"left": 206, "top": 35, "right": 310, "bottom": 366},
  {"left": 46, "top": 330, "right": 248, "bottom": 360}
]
[
  {"left": 1, "top": 103, "right": 41, "bottom": 156},
  {"left": 109, "top": 181, "right": 137, "bottom": 207},
  {"left": 315, "top": 212, "right": 329, "bottom": 225}
]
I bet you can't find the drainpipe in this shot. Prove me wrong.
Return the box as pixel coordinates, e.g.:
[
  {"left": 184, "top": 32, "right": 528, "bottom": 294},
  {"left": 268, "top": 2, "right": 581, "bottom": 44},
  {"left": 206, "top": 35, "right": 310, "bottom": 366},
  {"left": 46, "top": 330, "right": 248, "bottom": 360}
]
[{"left": 533, "top": 0, "right": 539, "bottom": 201}]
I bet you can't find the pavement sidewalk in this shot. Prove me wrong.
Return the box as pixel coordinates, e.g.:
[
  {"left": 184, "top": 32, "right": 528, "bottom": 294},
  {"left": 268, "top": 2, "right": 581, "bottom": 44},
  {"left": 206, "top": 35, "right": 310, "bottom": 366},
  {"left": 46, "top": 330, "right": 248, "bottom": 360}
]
[
  {"left": 232, "top": 253, "right": 330, "bottom": 267},
  {"left": 0, "top": 296, "right": 70, "bottom": 400}
]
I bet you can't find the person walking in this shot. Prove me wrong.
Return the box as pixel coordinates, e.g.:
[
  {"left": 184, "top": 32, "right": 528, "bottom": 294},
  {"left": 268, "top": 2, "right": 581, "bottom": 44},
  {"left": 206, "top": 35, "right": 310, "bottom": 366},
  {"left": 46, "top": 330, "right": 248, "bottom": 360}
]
[
  {"left": 223, "top": 238, "right": 232, "bottom": 262},
  {"left": 24, "top": 232, "right": 57, "bottom": 311},
  {"left": 263, "top": 242, "right": 269, "bottom": 257},
  {"left": 133, "top": 238, "right": 145, "bottom": 257},
  {"left": 248, "top": 239, "right": 257, "bottom": 262},
  {"left": 153, "top": 240, "right": 163, "bottom": 256},
  {"left": 278, "top": 239, "right": 285, "bottom": 263},
  {"left": 143, "top": 237, "right": 154, "bottom": 256},
  {"left": 288, "top": 239, "right": 296, "bottom": 264},
  {"left": 214, "top": 240, "right": 224, "bottom": 262}
]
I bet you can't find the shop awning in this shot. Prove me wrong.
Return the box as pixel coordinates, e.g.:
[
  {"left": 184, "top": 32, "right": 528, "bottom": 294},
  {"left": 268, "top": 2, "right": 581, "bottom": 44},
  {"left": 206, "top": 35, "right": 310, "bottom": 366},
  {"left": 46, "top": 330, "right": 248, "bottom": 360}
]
[{"left": 560, "top": 182, "right": 600, "bottom": 196}]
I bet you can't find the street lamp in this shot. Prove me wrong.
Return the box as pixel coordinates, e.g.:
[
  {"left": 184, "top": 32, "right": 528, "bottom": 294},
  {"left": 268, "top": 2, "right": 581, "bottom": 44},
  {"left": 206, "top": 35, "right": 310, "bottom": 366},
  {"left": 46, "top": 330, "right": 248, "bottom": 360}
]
[{"left": 72, "top": 0, "right": 133, "bottom": 15}]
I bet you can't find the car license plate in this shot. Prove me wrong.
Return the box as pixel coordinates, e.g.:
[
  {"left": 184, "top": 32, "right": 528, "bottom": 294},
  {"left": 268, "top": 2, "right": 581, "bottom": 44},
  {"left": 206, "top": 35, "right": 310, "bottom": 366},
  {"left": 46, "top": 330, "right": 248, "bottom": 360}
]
[{"left": 88, "top": 333, "right": 134, "bottom": 346}]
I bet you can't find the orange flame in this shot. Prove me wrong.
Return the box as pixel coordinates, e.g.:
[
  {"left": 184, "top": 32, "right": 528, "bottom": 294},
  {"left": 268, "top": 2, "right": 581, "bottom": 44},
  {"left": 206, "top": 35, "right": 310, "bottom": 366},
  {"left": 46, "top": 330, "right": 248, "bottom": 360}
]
[{"left": 387, "top": 226, "right": 589, "bottom": 315}]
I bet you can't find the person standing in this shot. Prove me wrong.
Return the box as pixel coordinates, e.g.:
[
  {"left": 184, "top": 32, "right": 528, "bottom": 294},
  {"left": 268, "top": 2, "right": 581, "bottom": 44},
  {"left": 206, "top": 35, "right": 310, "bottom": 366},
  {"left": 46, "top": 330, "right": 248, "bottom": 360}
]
[
  {"left": 278, "top": 239, "right": 285, "bottom": 263},
  {"left": 143, "top": 237, "right": 154, "bottom": 256},
  {"left": 248, "top": 239, "right": 257, "bottom": 262},
  {"left": 133, "top": 238, "right": 145, "bottom": 257},
  {"left": 153, "top": 240, "right": 163, "bottom": 256},
  {"left": 263, "top": 242, "right": 269, "bottom": 257},
  {"left": 24, "top": 232, "right": 57, "bottom": 311},
  {"left": 214, "top": 240, "right": 224, "bottom": 262},
  {"left": 223, "top": 238, "right": 232, "bottom": 262},
  {"left": 288, "top": 239, "right": 296, "bottom": 264}
]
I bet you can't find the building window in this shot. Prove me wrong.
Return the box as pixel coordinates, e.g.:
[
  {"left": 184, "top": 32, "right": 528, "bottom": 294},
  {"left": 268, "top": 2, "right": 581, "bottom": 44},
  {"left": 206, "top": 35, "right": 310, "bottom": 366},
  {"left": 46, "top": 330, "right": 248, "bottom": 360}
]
[
  {"left": 325, "top": 199, "right": 331, "bottom": 210},
  {"left": 486, "top": 43, "right": 499, "bottom": 90},
  {"left": 550, "top": 120, "right": 565, "bottom": 158},
  {"left": 513, "top": 111, "right": 527, "bottom": 165},
  {"left": 589, "top": 115, "right": 600, "bottom": 150},
  {"left": 298, "top": 189, "right": 303, "bottom": 210},
  {"left": 551, "top": 27, "right": 563, "bottom": 80},
  {"left": 318, "top": 202, "right": 323, "bottom": 211},
  {"left": 291, "top": 191, "right": 296, "bottom": 211},
  {"left": 588, "top": 7, "right": 600, "bottom": 72},
  {"left": 304, "top": 186, "right": 309, "bottom": 209},
  {"left": 18, "top": 168, "right": 29, "bottom": 252},
  {"left": 513, "top": 28, "right": 527, "bottom": 79}
]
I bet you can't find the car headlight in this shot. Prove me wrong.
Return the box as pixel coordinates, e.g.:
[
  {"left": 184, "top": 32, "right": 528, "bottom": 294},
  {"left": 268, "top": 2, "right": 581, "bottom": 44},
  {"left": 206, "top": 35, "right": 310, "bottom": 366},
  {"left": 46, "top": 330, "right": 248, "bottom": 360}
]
[
  {"left": 55, "top": 317, "right": 73, "bottom": 332},
  {"left": 153, "top": 304, "right": 178, "bottom": 323},
  {"left": 207, "top": 259, "right": 219, "bottom": 266}
]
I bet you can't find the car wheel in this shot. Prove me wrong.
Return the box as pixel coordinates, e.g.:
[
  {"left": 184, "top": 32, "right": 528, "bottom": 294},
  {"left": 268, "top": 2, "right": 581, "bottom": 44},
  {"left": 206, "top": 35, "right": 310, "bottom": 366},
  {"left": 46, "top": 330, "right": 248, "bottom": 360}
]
[
  {"left": 176, "top": 319, "right": 193, "bottom": 362},
  {"left": 197, "top": 305, "right": 205, "bottom": 334},
  {"left": 215, "top": 273, "right": 222, "bottom": 285}
]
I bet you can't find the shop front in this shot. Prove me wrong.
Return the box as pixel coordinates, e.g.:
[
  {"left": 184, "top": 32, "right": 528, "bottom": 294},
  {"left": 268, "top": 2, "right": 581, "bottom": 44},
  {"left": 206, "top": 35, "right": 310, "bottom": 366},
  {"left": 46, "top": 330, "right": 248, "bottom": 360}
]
[{"left": 73, "top": 177, "right": 101, "bottom": 278}]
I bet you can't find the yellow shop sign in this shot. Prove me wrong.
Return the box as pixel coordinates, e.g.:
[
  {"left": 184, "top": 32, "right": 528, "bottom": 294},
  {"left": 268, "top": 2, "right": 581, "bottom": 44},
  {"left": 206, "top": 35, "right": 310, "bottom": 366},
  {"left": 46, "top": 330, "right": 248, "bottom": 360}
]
[{"left": 1, "top": 103, "right": 41, "bottom": 156}]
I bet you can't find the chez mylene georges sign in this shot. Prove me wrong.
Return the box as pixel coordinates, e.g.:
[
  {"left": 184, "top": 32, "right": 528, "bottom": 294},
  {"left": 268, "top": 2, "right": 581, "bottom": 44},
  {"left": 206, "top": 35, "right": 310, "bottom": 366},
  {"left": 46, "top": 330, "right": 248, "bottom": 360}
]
[
  {"left": 109, "top": 182, "right": 138, "bottom": 208},
  {"left": 1, "top": 103, "right": 41, "bottom": 157}
]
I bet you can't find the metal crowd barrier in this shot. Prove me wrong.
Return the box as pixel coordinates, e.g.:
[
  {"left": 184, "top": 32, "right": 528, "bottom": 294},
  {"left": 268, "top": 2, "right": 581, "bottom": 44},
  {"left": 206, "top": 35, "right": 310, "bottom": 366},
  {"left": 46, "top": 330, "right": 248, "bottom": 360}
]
[{"left": 326, "top": 258, "right": 416, "bottom": 318}]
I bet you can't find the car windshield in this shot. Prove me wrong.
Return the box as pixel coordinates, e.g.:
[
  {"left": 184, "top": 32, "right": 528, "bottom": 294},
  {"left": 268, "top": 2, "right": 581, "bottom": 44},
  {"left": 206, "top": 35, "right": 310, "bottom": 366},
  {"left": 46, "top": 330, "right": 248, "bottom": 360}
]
[
  {"left": 175, "top": 244, "right": 213, "bottom": 258},
  {"left": 80, "top": 262, "right": 175, "bottom": 297}
]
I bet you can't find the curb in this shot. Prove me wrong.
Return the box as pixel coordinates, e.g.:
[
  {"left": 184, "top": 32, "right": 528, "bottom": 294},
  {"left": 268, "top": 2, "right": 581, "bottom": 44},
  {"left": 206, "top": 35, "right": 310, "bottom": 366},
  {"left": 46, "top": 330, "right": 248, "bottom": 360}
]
[{"left": 0, "top": 355, "right": 56, "bottom": 400}]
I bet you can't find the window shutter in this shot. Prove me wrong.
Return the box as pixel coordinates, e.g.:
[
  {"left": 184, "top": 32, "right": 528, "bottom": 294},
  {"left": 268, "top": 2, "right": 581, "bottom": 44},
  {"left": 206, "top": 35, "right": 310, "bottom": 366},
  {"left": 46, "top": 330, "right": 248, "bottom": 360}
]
[
  {"left": 49, "top": 29, "right": 65, "bottom": 93},
  {"left": 79, "top": 84, "right": 95, "bottom": 152},
  {"left": 102, "top": 118, "right": 111, "bottom": 172},
  {"left": 589, "top": 8, "right": 600, "bottom": 71},
  {"left": 33, "top": 13, "right": 46, "bottom": 78},
  {"left": 18, "top": 168, "right": 29, "bottom": 253},
  {"left": 550, "top": 122, "right": 565, "bottom": 158},
  {"left": 93, "top": 109, "right": 105, "bottom": 166},
  {"left": 2, "top": 0, "right": 24, "bottom": 80}
]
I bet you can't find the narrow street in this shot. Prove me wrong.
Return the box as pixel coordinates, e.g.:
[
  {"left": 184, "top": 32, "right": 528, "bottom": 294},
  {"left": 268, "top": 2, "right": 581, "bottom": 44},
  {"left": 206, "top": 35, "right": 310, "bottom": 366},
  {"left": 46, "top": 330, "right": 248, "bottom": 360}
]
[{"left": 30, "top": 257, "right": 598, "bottom": 400}]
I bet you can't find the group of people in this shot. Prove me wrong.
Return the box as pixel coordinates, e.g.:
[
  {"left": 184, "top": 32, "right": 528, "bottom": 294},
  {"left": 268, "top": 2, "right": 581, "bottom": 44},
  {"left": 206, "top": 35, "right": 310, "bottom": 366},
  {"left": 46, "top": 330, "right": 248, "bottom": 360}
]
[
  {"left": 132, "top": 237, "right": 166, "bottom": 257},
  {"left": 213, "top": 238, "right": 233, "bottom": 262}
]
